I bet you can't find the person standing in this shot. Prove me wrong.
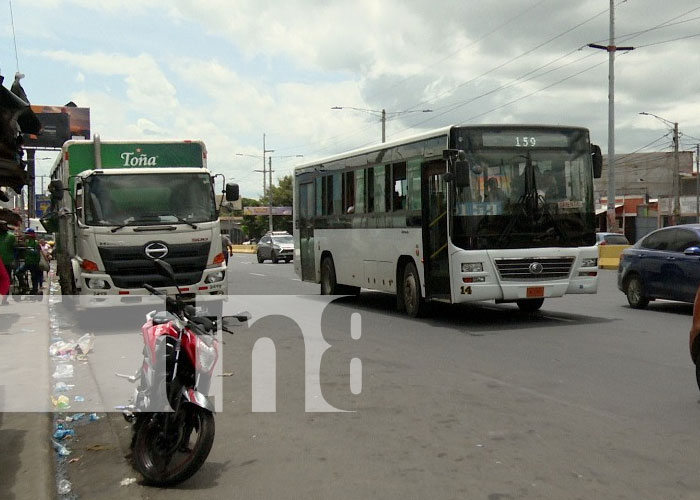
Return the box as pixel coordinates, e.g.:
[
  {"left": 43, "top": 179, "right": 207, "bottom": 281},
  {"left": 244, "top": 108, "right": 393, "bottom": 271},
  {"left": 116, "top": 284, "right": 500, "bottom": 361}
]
[
  {"left": 221, "top": 233, "right": 232, "bottom": 265},
  {"left": 18, "top": 228, "right": 42, "bottom": 294},
  {"left": 0, "top": 221, "right": 15, "bottom": 303}
]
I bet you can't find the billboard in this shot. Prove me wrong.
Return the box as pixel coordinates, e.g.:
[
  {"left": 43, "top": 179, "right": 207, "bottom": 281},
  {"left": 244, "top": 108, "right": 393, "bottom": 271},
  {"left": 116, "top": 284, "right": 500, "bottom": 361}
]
[
  {"left": 35, "top": 194, "right": 51, "bottom": 218},
  {"left": 22, "top": 105, "right": 90, "bottom": 148}
]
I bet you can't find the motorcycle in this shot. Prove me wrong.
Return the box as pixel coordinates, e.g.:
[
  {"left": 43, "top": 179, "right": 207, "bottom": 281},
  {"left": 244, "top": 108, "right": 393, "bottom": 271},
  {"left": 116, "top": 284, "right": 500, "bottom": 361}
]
[{"left": 117, "top": 259, "right": 246, "bottom": 486}]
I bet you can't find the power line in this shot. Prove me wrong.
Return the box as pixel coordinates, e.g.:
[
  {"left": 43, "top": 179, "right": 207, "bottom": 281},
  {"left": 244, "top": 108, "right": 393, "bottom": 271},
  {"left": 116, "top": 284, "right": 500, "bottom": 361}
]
[{"left": 8, "top": 0, "right": 20, "bottom": 71}]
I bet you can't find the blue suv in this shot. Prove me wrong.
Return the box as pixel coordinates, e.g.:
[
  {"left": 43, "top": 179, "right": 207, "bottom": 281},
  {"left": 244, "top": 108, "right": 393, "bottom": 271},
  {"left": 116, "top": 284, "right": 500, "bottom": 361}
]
[{"left": 618, "top": 224, "right": 700, "bottom": 308}]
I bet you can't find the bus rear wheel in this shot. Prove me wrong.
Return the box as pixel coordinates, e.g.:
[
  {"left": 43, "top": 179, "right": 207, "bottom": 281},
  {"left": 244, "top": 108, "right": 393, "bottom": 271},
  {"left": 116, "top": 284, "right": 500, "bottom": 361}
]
[
  {"left": 402, "top": 263, "right": 424, "bottom": 318},
  {"left": 516, "top": 298, "right": 544, "bottom": 312}
]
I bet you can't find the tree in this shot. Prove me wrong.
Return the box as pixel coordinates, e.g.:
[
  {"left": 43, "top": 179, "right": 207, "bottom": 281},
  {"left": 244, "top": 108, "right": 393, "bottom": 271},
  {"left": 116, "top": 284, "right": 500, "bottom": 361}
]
[{"left": 239, "top": 176, "right": 294, "bottom": 239}]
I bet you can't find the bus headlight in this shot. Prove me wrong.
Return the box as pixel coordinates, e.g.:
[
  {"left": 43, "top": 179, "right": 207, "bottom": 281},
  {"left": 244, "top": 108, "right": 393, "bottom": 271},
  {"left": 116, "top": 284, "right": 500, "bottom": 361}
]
[
  {"left": 205, "top": 272, "right": 225, "bottom": 284},
  {"left": 581, "top": 258, "right": 598, "bottom": 268},
  {"left": 86, "top": 278, "right": 110, "bottom": 289},
  {"left": 461, "top": 262, "right": 483, "bottom": 273}
]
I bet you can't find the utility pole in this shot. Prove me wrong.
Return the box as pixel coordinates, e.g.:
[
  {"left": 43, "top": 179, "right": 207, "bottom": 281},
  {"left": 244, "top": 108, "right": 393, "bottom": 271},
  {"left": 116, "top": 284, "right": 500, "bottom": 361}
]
[
  {"left": 268, "top": 157, "right": 274, "bottom": 232},
  {"left": 381, "top": 109, "right": 386, "bottom": 143},
  {"left": 673, "top": 122, "right": 680, "bottom": 223},
  {"left": 588, "top": 0, "right": 634, "bottom": 232},
  {"left": 694, "top": 143, "right": 699, "bottom": 224},
  {"left": 332, "top": 106, "right": 431, "bottom": 143}
]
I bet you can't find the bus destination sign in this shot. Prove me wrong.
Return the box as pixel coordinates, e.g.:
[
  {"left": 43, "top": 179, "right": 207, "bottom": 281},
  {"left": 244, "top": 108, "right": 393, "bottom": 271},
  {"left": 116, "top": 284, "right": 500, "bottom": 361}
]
[{"left": 481, "top": 131, "right": 570, "bottom": 148}]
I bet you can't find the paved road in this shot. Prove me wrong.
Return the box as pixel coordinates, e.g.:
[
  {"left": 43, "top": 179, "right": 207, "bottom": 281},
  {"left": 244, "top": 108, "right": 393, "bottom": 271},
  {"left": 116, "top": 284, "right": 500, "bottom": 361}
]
[{"left": 58, "top": 255, "right": 700, "bottom": 499}]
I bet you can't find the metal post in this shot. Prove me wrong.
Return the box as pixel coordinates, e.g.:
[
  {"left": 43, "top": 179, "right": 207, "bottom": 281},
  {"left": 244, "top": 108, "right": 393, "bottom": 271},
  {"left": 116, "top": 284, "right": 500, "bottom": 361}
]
[
  {"left": 695, "top": 144, "right": 700, "bottom": 224},
  {"left": 27, "top": 149, "right": 35, "bottom": 219},
  {"left": 381, "top": 109, "right": 386, "bottom": 143},
  {"left": 606, "top": 0, "right": 617, "bottom": 232},
  {"left": 673, "top": 122, "right": 680, "bottom": 223},
  {"left": 268, "top": 156, "right": 273, "bottom": 232},
  {"left": 262, "top": 133, "right": 267, "bottom": 213}
]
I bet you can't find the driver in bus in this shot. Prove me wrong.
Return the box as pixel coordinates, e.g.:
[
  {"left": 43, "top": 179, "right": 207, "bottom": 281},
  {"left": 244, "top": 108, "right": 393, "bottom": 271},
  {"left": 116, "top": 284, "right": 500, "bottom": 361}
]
[{"left": 483, "top": 177, "right": 505, "bottom": 202}]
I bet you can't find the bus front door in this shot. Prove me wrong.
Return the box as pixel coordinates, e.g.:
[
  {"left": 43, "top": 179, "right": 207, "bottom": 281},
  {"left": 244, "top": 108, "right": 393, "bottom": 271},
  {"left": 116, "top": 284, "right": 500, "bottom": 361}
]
[
  {"left": 298, "top": 181, "right": 316, "bottom": 281},
  {"left": 421, "top": 160, "right": 451, "bottom": 300}
]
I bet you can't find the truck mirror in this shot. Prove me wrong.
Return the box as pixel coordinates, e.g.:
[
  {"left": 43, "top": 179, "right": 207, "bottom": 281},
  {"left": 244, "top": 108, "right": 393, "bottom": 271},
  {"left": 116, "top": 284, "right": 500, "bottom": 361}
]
[
  {"left": 591, "top": 144, "right": 603, "bottom": 179},
  {"left": 48, "top": 180, "right": 65, "bottom": 202},
  {"left": 225, "top": 183, "right": 240, "bottom": 202}
]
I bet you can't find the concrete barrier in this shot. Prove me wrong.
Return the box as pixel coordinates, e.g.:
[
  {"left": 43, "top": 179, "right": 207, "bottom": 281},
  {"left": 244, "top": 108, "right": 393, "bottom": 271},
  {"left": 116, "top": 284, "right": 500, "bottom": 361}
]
[
  {"left": 598, "top": 244, "right": 630, "bottom": 270},
  {"left": 230, "top": 244, "right": 257, "bottom": 254}
]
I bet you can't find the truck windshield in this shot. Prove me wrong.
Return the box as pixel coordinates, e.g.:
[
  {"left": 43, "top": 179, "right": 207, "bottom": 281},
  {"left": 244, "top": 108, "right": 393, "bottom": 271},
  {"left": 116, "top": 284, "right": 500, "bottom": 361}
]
[
  {"left": 451, "top": 128, "right": 596, "bottom": 249},
  {"left": 84, "top": 173, "right": 216, "bottom": 226}
]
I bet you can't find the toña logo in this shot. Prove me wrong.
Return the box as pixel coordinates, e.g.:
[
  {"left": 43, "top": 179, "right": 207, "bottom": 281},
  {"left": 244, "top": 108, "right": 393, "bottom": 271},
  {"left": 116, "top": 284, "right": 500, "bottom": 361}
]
[{"left": 121, "top": 151, "right": 158, "bottom": 167}]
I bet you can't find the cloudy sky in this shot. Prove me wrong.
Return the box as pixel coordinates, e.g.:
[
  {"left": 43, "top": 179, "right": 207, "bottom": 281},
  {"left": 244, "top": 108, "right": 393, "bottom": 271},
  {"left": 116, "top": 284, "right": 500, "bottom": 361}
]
[{"left": 2, "top": 0, "right": 700, "bottom": 197}]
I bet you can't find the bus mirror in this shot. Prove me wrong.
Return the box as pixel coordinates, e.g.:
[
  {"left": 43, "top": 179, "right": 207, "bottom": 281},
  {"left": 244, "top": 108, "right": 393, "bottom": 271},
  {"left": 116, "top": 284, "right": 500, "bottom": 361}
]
[
  {"left": 591, "top": 144, "right": 603, "bottom": 179},
  {"left": 454, "top": 161, "right": 471, "bottom": 187},
  {"left": 225, "top": 183, "right": 240, "bottom": 202}
]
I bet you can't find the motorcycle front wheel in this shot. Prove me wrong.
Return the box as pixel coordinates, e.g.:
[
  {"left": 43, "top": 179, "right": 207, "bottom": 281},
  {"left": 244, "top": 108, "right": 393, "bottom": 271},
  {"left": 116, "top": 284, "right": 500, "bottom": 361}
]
[{"left": 131, "top": 403, "right": 215, "bottom": 486}]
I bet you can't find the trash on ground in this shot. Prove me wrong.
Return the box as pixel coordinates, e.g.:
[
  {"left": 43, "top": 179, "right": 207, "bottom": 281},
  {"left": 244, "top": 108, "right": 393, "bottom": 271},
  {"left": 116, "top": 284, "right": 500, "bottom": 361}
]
[
  {"left": 52, "top": 439, "right": 71, "bottom": 456},
  {"left": 51, "top": 395, "right": 71, "bottom": 410},
  {"left": 73, "top": 395, "right": 85, "bottom": 402},
  {"left": 120, "top": 477, "right": 137, "bottom": 486},
  {"left": 66, "top": 413, "right": 85, "bottom": 422},
  {"left": 49, "top": 341, "right": 75, "bottom": 359},
  {"left": 88, "top": 413, "right": 100, "bottom": 421},
  {"left": 53, "top": 425, "right": 76, "bottom": 440},
  {"left": 86, "top": 443, "right": 110, "bottom": 451},
  {"left": 68, "top": 457, "right": 81, "bottom": 464},
  {"left": 76, "top": 333, "right": 95, "bottom": 354},
  {"left": 52, "top": 363, "right": 74, "bottom": 379},
  {"left": 57, "top": 479, "right": 72, "bottom": 494},
  {"left": 54, "top": 382, "right": 74, "bottom": 393}
]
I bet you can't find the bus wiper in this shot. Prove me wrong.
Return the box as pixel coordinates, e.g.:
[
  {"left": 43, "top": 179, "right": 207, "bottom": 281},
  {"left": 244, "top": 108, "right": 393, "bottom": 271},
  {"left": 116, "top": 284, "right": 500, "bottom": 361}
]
[{"left": 110, "top": 224, "right": 128, "bottom": 233}]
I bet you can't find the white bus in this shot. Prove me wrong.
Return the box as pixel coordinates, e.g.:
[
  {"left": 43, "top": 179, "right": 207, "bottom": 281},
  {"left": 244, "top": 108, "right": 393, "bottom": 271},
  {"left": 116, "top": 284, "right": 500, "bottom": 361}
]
[{"left": 293, "top": 125, "right": 603, "bottom": 316}]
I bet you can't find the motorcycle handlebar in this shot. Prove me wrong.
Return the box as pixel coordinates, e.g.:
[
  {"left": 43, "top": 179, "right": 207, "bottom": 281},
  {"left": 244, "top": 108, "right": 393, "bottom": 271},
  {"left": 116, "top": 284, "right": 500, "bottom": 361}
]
[{"left": 143, "top": 283, "right": 161, "bottom": 296}]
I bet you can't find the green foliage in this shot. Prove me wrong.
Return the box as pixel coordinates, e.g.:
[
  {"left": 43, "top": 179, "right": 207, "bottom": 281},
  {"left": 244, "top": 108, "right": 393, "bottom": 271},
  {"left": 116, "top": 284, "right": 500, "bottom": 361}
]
[{"left": 238, "top": 176, "right": 293, "bottom": 240}]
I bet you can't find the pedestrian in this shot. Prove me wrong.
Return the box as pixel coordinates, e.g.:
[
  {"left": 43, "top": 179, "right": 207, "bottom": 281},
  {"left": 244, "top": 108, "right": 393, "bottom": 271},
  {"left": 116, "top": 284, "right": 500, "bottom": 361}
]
[
  {"left": 221, "top": 233, "right": 232, "bottom": 265},
  {"left": 0, "top": 253, "right": 9, "bottom": 304},
  {"left": 0, "top": 220, "right": 15, "bottom": 304},
  {"left": 17, "top": 228, "right": 42, "bottom": 294}
]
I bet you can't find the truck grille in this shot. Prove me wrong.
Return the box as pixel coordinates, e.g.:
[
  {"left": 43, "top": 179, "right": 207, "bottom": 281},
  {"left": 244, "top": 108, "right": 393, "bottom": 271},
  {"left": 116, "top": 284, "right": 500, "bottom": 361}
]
[
  {"left": 98, "top": 242, "right": 211, "bottom": 289},
  {"left": 494, "top": 257, "right": 574, "bottom": 281}
]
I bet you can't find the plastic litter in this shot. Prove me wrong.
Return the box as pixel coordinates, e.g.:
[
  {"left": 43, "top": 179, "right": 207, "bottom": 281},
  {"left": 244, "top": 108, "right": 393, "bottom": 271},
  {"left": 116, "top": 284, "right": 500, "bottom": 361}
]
[
  {"left": 66, "top": 413, "right": 85, "bottom": 422},
  {"left": 52, "top": 439, "right": 71, "bottom": 456},
  {"left": 49, "top": 341, "right": 75, "bottom": 358},
  {"left": 74, "top": 395, "right": 85, "bottom": 402},
  {"left": 76, "top": 333, "right": 95, "bottom": 354},
  {"left": 51, "top": 395, "right": 71, "bottom": 410},
  {"left": 120, "top": 477, "right": 137, "bottom": 486},
  {"left": 54, "top": 382, "right": 74, "bottom": 393},
  {"left": 57, "top": 479, "right": 72, "bottom": 494},
  {"left": 53, "top": 424, "right": 75, "bottom": 440},
  {"left": 88, "top": 413, "right": 100, "bottom": 421},
  {"left": 52, "top": 364, "right": 74, "bottom": 379}
]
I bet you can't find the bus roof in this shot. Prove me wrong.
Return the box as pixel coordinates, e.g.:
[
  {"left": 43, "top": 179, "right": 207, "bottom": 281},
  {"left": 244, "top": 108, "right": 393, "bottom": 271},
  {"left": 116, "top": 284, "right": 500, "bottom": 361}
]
[{"left": 294, "top": 124, "right": 590, "bottom": 173}]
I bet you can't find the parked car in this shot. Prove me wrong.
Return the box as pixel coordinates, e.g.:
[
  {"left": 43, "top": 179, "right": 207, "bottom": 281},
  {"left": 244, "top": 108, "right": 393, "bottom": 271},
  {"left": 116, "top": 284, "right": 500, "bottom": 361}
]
[
  {"left": 596, "top": 232, "right": 630, "bottom": 245},
  {"left": 617, "top": 224, "right": 700, "bottom": 309},
  {"left": 256, "top": 231, "right": 294, "bottom": 263}
]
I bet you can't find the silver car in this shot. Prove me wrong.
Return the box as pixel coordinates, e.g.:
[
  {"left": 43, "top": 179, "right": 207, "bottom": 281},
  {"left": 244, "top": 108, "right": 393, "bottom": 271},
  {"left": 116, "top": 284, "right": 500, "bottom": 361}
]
[{"left": 256, "top": 232, "right": 294, "bottom": 263}]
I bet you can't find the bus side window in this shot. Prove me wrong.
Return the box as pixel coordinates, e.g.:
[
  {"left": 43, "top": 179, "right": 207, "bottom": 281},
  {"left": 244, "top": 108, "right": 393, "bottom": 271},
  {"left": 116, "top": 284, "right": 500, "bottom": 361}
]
[
  {"left": 392, "top": 162, "right": 406, "bottom": 211},
  {"left": 366, "top": 167, "right": 374, "bottom": 213}
]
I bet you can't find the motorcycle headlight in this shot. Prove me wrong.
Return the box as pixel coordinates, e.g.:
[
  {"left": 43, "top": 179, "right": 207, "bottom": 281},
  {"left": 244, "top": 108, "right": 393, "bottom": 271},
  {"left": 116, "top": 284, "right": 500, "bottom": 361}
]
[
  {"left": 205, "top": 271, "right": 225, "bottom": 284},
  {"left": 196, "top": 336, "right": 218, "bottom": 374}
]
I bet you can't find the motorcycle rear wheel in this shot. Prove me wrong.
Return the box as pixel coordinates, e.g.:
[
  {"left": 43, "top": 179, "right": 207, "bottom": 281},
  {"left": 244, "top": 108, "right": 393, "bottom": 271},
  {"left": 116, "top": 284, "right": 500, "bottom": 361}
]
[{"left": 131, "top": 403, "right": 215, "bottom": 486}]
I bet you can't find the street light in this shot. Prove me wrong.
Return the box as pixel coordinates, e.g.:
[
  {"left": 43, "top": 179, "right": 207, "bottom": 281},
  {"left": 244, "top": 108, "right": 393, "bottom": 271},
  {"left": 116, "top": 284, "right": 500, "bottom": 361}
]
[
  {"left": 331, "top": 106, "right": 433, "bottom": 143},
  {"left": 639, "top": 112, "right": 680, "bottom": 223}
]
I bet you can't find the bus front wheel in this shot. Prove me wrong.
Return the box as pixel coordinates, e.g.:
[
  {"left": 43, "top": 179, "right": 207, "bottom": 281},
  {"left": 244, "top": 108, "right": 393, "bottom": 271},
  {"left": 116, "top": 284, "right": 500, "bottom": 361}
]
[
  {"left": 402, "top": 263, "right": 424, "bottom": 318},
  {"left": 320, "top": 256, "right": 338, "bottom": 295}
]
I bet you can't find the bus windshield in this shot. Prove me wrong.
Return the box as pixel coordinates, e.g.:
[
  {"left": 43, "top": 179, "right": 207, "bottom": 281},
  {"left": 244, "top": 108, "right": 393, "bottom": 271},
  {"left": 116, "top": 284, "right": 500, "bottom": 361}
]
[
  {"left": 451, "top": 128, "right": 595, "bottom": 249},
  {"left": 84, "top": 173, "right": 216, "bottom": 226}
]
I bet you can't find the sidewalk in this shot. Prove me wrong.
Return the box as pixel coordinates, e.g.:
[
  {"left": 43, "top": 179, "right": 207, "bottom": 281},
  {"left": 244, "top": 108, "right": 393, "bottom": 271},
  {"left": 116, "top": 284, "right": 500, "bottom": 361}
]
[{"left": 0, "top": 292, "right": 54, "bottom": 499}]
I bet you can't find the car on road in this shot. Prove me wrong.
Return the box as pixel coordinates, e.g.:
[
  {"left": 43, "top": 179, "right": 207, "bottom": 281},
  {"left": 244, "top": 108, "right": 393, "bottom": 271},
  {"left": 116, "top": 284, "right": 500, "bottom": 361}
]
[
  {"left": 617, "top": 224, "right": 700, "bottom": 309},
  {"left": 256, "top": 231, "right": 294, "bottom": 263},
  {"left": 596, "top": 232, "right": 630, "bottom": 245}
]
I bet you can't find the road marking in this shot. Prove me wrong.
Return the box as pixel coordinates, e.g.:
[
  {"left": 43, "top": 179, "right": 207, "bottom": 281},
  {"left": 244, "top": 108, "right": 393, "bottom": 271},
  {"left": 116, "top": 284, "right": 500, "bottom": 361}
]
[
  {"left": 250, "top": 273, "right": 266, "bottom": 277},
  {"left": 291, "top": 278, "right": 301, "bottom": 281}
]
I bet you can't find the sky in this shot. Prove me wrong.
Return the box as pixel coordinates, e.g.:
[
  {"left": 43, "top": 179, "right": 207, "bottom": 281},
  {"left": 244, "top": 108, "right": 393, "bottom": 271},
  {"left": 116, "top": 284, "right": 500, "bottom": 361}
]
[{"left": 2, "top": 0, "right": 700, "bottom": 198}]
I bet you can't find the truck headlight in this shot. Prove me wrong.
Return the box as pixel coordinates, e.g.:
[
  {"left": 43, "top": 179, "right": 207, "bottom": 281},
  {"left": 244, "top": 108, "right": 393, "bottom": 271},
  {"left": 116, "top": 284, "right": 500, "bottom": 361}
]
[
  {"left": 205, "top": 271, "right": 225, "bottom": 284},
  {"left": 86, "top": 278, "right": 110, "bottom": 289},
  {"left": 581, "top": 258, "right": 598, "bottom": 268},
  {"left": 461, "top": 262, "right": 483, "bottom": 273}
]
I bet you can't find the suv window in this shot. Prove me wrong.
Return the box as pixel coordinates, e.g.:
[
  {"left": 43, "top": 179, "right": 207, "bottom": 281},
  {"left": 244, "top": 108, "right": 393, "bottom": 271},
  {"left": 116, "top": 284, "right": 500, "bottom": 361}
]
[
  {"left": 604, "top": 234, "right": 628, "bottom": 245},
  {"left": 672, "top": 229, "right": 700, "bottom": 253},
  {"left": 641, "top": 229, "right": 676, "bottom": 251}
]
